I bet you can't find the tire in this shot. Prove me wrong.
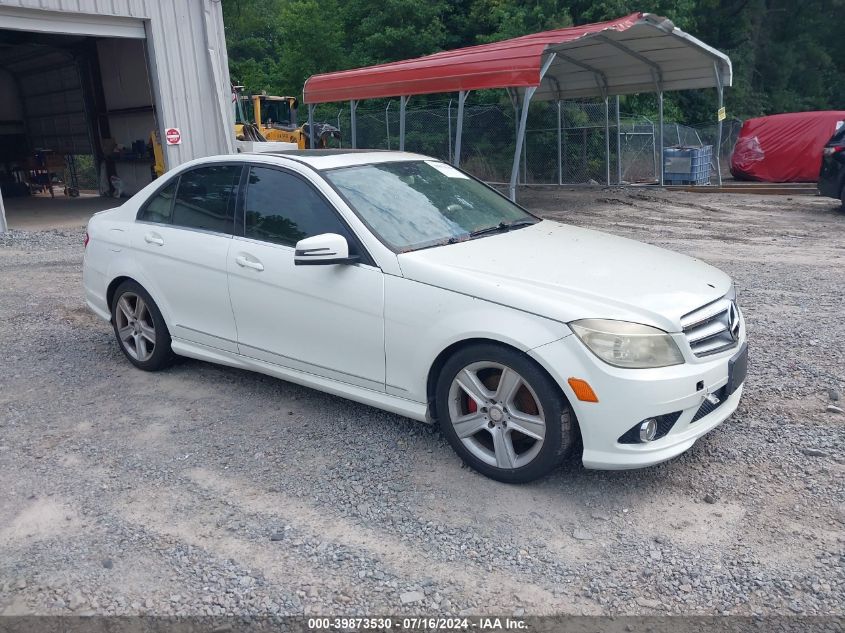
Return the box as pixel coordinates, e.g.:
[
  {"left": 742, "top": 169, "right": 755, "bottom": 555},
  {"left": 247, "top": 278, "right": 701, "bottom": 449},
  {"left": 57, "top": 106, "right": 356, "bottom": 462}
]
[
  {"left": 435, "top": 342, "right": 576, "bottom": 483},
  {"left": 111, "top": 280, "right": 176, "bottom": 371}
]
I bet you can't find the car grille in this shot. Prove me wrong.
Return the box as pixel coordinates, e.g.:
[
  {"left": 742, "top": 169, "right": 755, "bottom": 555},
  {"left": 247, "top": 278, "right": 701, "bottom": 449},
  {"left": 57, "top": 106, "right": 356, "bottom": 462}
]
[{"left": 681, "top": 297, "right": 741, "bottom": 358}]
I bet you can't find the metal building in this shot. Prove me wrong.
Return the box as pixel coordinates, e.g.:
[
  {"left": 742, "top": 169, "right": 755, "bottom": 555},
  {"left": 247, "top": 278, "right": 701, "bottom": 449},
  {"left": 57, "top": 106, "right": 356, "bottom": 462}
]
[{"left": 0, "top": 0, "right": 234, "bottom": 231}]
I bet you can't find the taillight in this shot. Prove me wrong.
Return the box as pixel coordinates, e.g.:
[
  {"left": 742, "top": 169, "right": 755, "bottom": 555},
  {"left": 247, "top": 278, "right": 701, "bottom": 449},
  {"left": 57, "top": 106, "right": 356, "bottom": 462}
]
[
  {"left": 823, "top": 145, "right": 845, "bottom": 156},
  {"left": 83, "top": 232, "right": 90, "bottom": 248}
]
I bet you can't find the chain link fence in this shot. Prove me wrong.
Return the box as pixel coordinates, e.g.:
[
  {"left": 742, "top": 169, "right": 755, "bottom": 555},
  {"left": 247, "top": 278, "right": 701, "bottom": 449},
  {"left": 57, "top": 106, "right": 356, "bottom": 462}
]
[{"left": 314, "top": 99, "right": 742, "bottom": 187}]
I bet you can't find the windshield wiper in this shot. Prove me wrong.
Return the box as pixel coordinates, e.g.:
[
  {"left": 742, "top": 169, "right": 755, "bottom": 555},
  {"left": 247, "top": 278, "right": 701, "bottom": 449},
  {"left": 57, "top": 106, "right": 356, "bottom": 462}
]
[
  {"left": 468, "top": 218, "right": 536, "bottom": 239},
  {"left": 410, "top": 219, "right": 537, "bottom": 252}
]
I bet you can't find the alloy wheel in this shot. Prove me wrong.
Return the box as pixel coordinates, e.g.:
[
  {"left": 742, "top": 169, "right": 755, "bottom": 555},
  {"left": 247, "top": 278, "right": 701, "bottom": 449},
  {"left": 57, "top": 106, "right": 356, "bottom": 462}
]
[
  {"left": 114, "top": 292, "right": 156, "bottom": 362},
  {"left": 447, "top": 361, "right": 546, "bottom": 470}
]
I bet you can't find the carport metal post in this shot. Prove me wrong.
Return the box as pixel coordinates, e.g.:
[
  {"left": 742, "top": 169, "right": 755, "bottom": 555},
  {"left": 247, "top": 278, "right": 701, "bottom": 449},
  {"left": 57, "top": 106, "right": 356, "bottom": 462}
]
[
  {"left": 509, "top": 53, "right": 556, "bottom": 201},
  {"left": 447, "top": 100, "right": 452, "bottom": 163},
  {"left": 605, "top": 97, "right": 611, "bottom": 185},
  {"left": 453, "top": 90, "right": 469, "bottom": 167},
  {"left": 350, "top": 99, "right": 358, "bottom": 149},
  {"left": 616, "top": 95, "right": 622, "bottom": 184},
  {"left": 308, "top": 104, "right": 316, "bottom": 149},
  {"left": 399, "top": 95, "right": 409, "bottom": 151},
  {"left": 714, "top": 62, "right": 724, "bottom": 187}
]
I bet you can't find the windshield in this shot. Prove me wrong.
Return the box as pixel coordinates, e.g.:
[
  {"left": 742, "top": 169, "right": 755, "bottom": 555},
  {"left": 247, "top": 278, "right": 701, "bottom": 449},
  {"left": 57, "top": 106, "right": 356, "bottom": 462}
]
[{"left": 325, "top": 160, "right": 537, "bottom": 251}]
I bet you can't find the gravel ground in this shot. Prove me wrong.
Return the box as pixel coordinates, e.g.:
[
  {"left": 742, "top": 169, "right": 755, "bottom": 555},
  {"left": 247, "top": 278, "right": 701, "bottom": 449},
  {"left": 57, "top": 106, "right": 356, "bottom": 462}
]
[{"left": 0, "top": 188, "right": 843, "bottom": 618}]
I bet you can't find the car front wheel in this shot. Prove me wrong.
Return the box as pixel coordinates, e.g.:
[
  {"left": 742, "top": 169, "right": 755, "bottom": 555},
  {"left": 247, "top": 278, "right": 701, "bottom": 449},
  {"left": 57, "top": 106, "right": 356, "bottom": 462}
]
[
  {"left": 436, "top": 343, "right": 576, "bottom": 483},
  {"left": 111, "top": 280, "right": 175, "bottom": 371}
]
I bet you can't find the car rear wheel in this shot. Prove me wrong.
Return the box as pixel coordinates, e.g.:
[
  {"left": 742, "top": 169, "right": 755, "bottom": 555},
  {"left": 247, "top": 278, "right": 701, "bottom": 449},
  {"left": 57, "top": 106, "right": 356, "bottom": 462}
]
[
  {"left": 436, "top": 343, "right": 576, "bottom": 483},
  {"left": 111, "top": 280, "right": 175, "bottom": 371}
]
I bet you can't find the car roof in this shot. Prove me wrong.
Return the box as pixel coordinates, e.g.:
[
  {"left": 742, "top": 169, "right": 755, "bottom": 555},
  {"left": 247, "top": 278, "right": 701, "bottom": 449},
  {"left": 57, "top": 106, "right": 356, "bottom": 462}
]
[{"left": 246, "top": 149, "right": 430, "bottom": 170}]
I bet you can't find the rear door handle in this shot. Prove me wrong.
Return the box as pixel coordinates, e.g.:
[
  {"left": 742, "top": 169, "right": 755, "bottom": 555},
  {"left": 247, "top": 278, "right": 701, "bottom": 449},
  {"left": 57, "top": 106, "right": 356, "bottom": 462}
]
[
  {"left": 144, "top": 233, "right": 164, "bottom": 246},
  {"left": 235, "top": 255, "right": 265, "bottom": 271}
]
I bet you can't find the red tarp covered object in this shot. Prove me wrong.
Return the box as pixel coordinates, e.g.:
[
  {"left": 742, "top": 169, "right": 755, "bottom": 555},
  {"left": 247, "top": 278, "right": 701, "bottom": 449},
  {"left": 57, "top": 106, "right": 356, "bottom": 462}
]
[{"left": 730, "top": 111, "right": 845, "bottom": 183}]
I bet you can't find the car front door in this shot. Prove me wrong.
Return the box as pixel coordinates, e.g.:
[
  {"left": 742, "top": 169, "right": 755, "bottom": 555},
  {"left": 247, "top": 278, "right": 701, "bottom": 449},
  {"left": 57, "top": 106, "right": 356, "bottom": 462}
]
[
  {"left": 132, "top": 164, "right": 242, "bottom": 352},
  {"left": 227, "top": 164, "right": 385, "bottom": 391}
]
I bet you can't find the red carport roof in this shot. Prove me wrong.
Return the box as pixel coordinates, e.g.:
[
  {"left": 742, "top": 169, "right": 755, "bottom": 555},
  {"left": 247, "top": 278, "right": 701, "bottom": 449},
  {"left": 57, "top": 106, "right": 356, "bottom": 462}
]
[{"left": 303, "top": 12, "right": 732, "bottom": 104}]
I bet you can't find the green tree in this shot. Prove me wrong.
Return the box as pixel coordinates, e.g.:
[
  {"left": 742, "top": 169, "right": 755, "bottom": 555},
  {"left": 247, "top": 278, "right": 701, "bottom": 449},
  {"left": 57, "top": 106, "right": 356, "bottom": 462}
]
[{"left": 339, "top": 0, "right": 450, "bottom": 66}]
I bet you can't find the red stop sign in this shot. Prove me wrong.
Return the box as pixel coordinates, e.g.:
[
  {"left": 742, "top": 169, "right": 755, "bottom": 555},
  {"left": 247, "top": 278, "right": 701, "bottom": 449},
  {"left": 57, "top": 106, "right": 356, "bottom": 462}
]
[{"left": 164, "top": 127, "right": 181, "bottom": 145}]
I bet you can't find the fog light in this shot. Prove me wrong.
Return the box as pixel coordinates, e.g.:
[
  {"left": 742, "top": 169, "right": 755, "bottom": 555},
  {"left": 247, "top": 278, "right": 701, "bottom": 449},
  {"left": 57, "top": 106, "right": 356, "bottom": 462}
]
[{"left": 639, "top": 418, "right": 657, "bottom": 442}]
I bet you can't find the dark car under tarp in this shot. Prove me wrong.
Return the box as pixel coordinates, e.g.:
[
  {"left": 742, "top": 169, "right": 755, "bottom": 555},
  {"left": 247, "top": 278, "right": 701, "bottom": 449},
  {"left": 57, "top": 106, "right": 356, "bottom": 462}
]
[{"left": 730, "top": 111, "right": 845, "bottom": 182}]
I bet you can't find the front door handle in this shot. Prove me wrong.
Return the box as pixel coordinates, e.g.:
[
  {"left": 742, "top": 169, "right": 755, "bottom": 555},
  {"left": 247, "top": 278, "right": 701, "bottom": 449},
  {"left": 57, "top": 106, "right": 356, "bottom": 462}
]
[
  {"left": 144, "top": 233, "right": 164, "bottom": 246},
  {"left": 235, "top": 255, "right": 265, "bottom": 271}
]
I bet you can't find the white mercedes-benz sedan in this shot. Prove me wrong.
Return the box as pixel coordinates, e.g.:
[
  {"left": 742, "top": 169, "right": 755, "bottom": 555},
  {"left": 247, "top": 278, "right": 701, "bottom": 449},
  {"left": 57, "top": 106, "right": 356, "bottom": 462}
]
[{"left": 83, "top": 150, "right": 747, "bottom": 483}]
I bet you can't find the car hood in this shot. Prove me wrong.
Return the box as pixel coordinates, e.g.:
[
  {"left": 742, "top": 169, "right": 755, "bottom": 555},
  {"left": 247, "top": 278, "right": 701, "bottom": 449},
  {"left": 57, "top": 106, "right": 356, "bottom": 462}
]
[{"left": 397, "top": 221, "right": 731, "bottom": 332}]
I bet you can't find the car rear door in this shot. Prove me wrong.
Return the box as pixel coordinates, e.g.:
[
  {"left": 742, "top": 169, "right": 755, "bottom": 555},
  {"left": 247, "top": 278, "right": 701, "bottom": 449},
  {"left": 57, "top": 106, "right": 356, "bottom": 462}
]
[
  {"left": 132, "top": 164, "right": 242, "bottom": 352},
  {"left": 226, "top": 164, "right": 385, "bottom": 391}
]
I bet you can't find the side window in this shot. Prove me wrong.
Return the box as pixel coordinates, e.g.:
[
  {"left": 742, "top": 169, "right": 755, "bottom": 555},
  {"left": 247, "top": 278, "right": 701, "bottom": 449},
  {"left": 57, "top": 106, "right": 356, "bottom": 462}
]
[
  {"left": 243, "top": 166, "right": 356, "bottom": 249},
  {"left": 138, "top": 180, "right": 176, "bottom": 223},
  {"left": 172, "top": 165, "right": 241, "bottom": 234}
]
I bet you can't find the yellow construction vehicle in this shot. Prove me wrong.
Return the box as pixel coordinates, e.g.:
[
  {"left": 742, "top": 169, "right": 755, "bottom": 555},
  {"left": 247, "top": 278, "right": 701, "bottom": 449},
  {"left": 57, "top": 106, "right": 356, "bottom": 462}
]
[{"left": 234, "top": 90, "right": 340, "bottom": 149}]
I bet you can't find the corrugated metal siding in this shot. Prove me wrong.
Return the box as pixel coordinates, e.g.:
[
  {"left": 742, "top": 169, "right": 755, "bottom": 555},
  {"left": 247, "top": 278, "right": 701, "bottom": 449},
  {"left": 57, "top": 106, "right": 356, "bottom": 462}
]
[
  {"left": 0, "top": 0, "right": 234, "bottom": 168},
  {"left": 0, "top": 0, "right": 148, "bottom": 20}
]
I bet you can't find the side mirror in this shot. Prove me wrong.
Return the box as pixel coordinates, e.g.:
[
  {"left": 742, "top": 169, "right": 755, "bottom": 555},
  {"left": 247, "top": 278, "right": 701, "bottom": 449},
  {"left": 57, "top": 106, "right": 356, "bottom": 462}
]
[{"left": 294, "top": 233, "right": 359, "bottom": 266}]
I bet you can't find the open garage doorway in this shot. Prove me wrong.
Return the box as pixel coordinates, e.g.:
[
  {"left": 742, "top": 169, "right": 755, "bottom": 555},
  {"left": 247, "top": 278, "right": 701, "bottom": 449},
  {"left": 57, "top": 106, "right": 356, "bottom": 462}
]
[{"left": 0, "top": 26, "right": 161, "bottom": 231}]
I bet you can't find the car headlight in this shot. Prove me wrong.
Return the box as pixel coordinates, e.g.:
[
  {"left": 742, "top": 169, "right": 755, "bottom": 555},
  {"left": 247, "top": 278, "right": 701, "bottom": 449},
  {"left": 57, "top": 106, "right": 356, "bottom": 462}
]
[{"left": 569, "top": 319, "right": 685, "bottom": 369}]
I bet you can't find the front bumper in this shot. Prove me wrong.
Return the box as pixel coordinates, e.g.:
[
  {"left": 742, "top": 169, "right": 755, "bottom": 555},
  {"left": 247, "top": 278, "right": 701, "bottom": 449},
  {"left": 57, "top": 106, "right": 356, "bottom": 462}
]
[{"left": 529, "top": 332, "right": 746, "bottom": 470}]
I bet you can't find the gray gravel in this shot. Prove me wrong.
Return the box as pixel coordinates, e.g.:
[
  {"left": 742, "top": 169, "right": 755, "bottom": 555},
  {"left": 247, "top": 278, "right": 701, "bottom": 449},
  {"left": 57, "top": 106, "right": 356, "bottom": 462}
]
[{"left": 0, "top": 188, "right": 843, "bottom": 617}]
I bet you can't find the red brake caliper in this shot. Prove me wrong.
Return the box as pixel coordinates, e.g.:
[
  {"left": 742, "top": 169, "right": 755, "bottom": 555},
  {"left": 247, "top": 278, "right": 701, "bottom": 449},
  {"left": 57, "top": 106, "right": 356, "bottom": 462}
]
[{"left": 465, "top": 394, "right": 477, "bottom": 414}]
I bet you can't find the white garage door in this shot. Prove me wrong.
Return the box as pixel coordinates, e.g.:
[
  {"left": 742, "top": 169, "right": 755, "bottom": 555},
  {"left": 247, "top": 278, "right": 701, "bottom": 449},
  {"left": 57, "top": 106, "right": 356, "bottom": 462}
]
[{"left": 17, "top": 61, "right": 90, "bottom": 154}]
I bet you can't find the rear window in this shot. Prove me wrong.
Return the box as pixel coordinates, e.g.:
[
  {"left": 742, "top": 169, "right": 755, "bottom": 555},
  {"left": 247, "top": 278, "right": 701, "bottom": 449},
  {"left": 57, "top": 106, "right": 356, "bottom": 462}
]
[
  {"left": 171, "top": 165, "right": 242, "bottom": 234},
  {"left": 138, "top": 181, "right": 176, "bottom": 224}
]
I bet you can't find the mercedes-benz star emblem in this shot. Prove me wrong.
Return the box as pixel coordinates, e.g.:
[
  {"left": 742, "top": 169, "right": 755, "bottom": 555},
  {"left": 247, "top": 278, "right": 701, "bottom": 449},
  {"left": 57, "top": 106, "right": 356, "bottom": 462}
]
[{"left": 728, "top": 302, "right": 740, "bottom": 341}]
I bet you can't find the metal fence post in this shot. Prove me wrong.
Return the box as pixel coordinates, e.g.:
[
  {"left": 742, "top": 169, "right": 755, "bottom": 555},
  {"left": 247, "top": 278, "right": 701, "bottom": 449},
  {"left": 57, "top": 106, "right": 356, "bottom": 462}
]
[
  {"left": 350, "top": 99, "right": 358, "bottom": 149},
  {"left": 557, "top": 100, "right": 562, "bottom": 186},
  {"left": 337, "top": 108, "right": 343, "bottom": 147},
  {"left": 658, "top": 91, "right": 664, "bottom": 186},
  {"left": 615, "top": 95, "right": 621, "bottom": 184},
  {"left": 605, "top": 97, "right": 610, "bottom": 185},
  {"left": 385, "top": 101, "right": 391, "bottom": 150},
  {"left": 308, "top": 104, "right": 315, "bottom": 149},
  {"left": 651, "top": 120, "right": 657, "bottom": 182},
  {"left": 563, "top": 107, "right": 568, "bottom": 184}
]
